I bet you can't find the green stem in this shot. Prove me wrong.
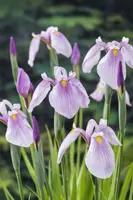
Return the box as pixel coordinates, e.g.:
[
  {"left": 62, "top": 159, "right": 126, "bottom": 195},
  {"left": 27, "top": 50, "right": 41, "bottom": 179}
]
[
  {"left": 114, "top": 91, "right": 126, "bottom": 200},
  {"left": 15, "top": 171, "right": 24, "bottom": 200},
  {"left": 76, "top": 108, "right": 83, "bottom": 175}
]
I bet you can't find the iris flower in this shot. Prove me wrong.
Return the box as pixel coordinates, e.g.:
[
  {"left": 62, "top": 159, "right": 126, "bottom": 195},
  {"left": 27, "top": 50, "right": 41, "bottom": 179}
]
[
  {"left": 28, "top": 26, "right": 72, "bottom": 67},
  {"left": 82, "top": 37, "right": 133, "bottom": 89},
  {"left": 57, "top": 119, "right": 121, "bottom": 179},
  {"left": 0, "top": 100, "right": 33, "bottom": 147},
  {"left": 28, "top": 66, "right": 90, "bottom": 119},
  {"left": 90, "top": 79, "right": 132, "bottom": 106}
]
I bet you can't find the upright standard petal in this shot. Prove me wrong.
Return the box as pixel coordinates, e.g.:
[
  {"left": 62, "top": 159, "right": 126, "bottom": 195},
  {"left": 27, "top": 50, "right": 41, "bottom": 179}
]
[
  {"left": 82, "top": 44, "right": 102, "bottom": 73},
  {"left": 57, "top": 129, "right": 80, "bottom": 163},
  {"left": 6, "top": 113, "right": 33, "bottom": 147},
  {"left": 51, "top": 32, "right": 72, "bottom": 58},
  {"left": 85, "top": 119, "right": 97, "bottom": 141},
  {"left": 69, "top": 78, "right": 90, "bottom": 108},
  {"left": 97, "top": 50, "right": 126, "bottom": 89},
  {"left": 121, "top": 43, "right": 133, "bottom": 68},
  {"left": 90, "top": 80, "right": 105, "bottom": 102},
  {"left": 28, "top": 80, "right": 51, "bottom": 112},
  {"left": 17, "top": 68, "right": 31, "bottom": 98},
  {"left": 49, "top": 81, "right": 79, "bottom": 119},
  {"left": 54, "top": 66, "right": 67, "bottom": 81},
  {"left": 85, "top": 133, "right": 115, "bottom": 179},
  {"left": 28, "top": 34, "right": 41, "bottom": 67},
  {"left": 0, "top": 101, "right": 8, "bottom": 119}
]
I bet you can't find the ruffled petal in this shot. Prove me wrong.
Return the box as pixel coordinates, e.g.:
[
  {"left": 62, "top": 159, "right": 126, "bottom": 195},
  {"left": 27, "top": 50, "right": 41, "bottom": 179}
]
[
  {"left": 49, "top": 81, "right": 80, "bottom": 119},
  {"left": 6, "top": 114, "right": 33, "bottom": 147},
  {"left": 82, "top": 44, "right": 102, "bottom": 73},
  {"left": 17, "top": 68, "right": 31, "bottom": 98},
  {"left": 102, "top": 127, "right": 121, "bottom": 146},
  {"left": 28, "top": 34, "right": 41, "bottom": 67},
  {"left": 85, "top": 133, "right": 115, "bottom": 179},
  {"left": 97, "top": 50, "right": 126, "bottom": 89},
  {"left": 125, "top": 90, "right": 132, "bottom": 106},
  {"left": 51, "top": 32, "right": 72, "bottom": 58},
  {"left": 54, "top": 66, "right": 67, "bottom": 81},
  {"left": 121, "top": 43, "right": 133, "bottom": 68},
  {"left": 57, "top": 129, "right": 80, "bottom": 163},
  {"left": 28, "top": 80, "right": 51, "bottom": 112},
  {"left": 90, "top": 80, "right": 105, "bottom": 102},
  {"left": 69, "top": 78, "right": 90, "bottom": 107}
]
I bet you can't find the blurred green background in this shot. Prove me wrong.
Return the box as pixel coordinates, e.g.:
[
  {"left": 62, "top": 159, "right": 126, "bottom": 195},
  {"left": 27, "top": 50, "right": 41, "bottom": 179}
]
[{"left": 0, "top": 0, "right": 133, "bottom": 198}]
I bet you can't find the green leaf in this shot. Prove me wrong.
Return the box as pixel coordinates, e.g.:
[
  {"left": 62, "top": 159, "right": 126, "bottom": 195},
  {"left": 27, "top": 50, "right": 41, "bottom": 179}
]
[{"left": 119, "top": 162, "right": 133, "bottom": 200}]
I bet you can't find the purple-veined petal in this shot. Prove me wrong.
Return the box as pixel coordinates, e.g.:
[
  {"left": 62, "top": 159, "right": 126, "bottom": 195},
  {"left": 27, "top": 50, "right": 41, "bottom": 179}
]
[
  {"left": 85, "top": 133, "right": 115, "bottom": 179},
  {"left": 125, "top": 90, "right": 132, "bottom": 106},
  {"left": 90, "top": 80, "right": 105, "bottom": 102},
  {"left": 57, "top": 129, "right": 81, "bottom": 164},
  {"left": 69, "top": 78, "right": 90, "bottom": 107},
  {"left": 51, "top": 32, "right": 72, "bottom": 58},
  {"left": 28, "top": 34, "right": 41, "bottom": 67},
  {"left": 102, "top": 127, "right": 121, "bottom": 146},
  {"left": 82, "top": 44, "right": 102, "bottom": 73},
  {"left": 49, "top": 81, "right": 80, "bottom": 119},
  {"left": 6, "top": 113, "right": 33, "bottom": 147},
  {"left": 97, "top": 50, "right": 126, "bottom": 89},
  {"left": 17, "top": 68, "right": 31, "bottom": 98},
  {"left": 28, "top": 80, "right": 51, "bottom": 112},
  {"left": 0, "top": 116, "right": 7, "bottom": 124},
  {"left": 54, "top": 66, "right": 67, "bottom": 81},
  {"left": 121, "top": 43, "right": 133, "bottom": 68}
]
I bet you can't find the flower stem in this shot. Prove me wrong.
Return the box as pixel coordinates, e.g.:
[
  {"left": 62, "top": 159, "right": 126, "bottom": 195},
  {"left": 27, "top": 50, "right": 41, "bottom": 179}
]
[
  {"left": 15, "top": 170, "right": 24, "bottom": 200},
  {"left": 114, "top": 91, "right": 126, "bottom": 200}
]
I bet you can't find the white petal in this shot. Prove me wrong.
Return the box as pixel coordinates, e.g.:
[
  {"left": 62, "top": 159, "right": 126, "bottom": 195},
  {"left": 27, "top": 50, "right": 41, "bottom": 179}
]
[
  {"left": 28, "top": 80, "right": 51, "bottom": 112},
  {"left": 28, "top": 34, "right": 41, "bottom": 67},
  {"left": 102, "top": 127, "right": 121, "bottom": 146},
  {"left": 85, "top": 136, "right": 115, "bottom": 179},
  {"left": 0, "top": 101, "right": 8, "bottom": 119},
  {"left": 51, "top": 32, "right": 72, "bottom": 58},
  {"left": 82, "top": 44, "right": 102, "bottom": 73},
  {"left": 125, "top": 90, "right": 132, "bottom": 106},
  {"left": 97, "top": 50, "right": 126, "bottom": 89},
  {"left": 121, "top": 43, "right": 133, "bottom": 68},
  {"left": 54, "top": 66, "right": 67, "bottom": 81},
  {"left": 57, "top": 129, "right": 80, "bottom": 163},
  {"left": 6, "top": 114, "right": 33, "bottom": 147}
]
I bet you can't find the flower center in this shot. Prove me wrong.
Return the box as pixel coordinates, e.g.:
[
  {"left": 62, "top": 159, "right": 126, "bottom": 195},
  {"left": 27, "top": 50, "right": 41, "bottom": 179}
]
[
  {"left": 95, "top": 136, "right": 102, "bottom": 144},
  {"left": 97, "top": 87, "right": 103, "bottom": 93},
  {"left": 61, "top": 80, "right": 67, "bottom": 87},
  {"left": 113, "top": 49, "right": 118, "bottom": 56},
  {"left": 54, "top": 31, "right": 59, "bottom": 35},
  {"left": 11, "top": 114, "right": 17, "bottom": 120}
]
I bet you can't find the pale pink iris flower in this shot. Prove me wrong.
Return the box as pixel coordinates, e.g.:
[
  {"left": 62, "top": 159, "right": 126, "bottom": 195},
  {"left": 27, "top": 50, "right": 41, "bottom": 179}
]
[
  {"left": 28, "top": 26, "right": 72, "bottom": 67},
  {"left": 57, "top": 119, "right": 121, "bottom": 179},
  {"left": 82, "top": 37, "right": 133, "bottom": 89},
  {"left": 28, "top": 66, "right": 90, "bottom": 119},
  {"left": 0, "top": 100, "right": 33, "bottom": 147}
]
